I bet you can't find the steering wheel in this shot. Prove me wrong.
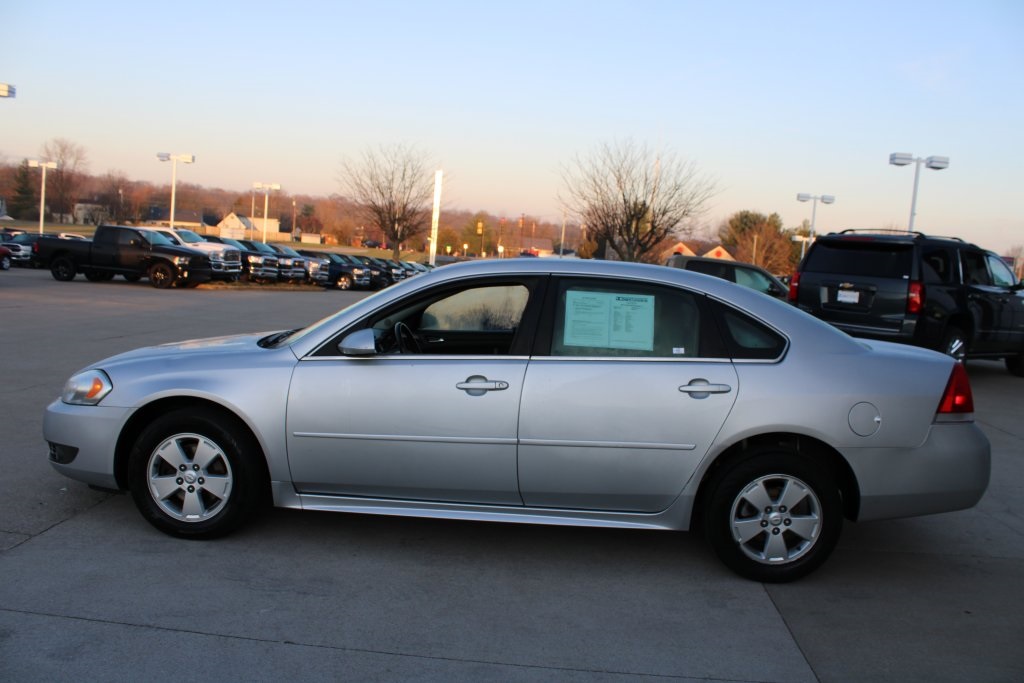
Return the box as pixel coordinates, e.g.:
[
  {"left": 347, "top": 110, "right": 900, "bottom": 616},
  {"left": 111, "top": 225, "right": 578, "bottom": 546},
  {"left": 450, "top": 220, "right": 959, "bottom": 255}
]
[{"left": 393, "top": 322, "right": 422, "bottom": 354}]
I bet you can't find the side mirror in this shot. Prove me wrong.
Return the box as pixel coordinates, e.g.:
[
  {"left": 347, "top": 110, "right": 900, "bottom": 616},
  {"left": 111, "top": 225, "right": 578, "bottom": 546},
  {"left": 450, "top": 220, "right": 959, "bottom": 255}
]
[{"left": 337, "top": 328, "right": 378, "bottom": 356}]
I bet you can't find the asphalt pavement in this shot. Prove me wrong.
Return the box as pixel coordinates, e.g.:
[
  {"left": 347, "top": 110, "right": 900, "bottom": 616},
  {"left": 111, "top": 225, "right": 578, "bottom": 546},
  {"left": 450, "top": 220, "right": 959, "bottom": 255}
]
[{"left": 1, "top": 267, "right": 1021, "bottom": 682}]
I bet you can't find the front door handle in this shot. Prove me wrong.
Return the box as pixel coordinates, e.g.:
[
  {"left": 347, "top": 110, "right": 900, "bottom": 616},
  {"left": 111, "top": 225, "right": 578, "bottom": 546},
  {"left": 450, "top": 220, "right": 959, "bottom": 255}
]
[
  {"left": 456, "top": 375, "right": 509, "bottom": 396},
  {"left": 679, "top": 379, "right": 732, "bottom": 399}
]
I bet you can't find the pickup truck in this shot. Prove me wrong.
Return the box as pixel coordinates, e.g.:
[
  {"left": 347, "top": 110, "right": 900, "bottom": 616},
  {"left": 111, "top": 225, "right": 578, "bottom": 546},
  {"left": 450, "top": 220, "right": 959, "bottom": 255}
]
[{"left": 33, "top": 224, "right": 214, "bottom": 289}]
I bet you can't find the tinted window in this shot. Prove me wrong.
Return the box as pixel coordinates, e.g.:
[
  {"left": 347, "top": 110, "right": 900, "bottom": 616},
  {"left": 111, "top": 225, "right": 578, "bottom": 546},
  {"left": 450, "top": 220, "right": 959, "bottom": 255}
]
[
  {"left": 961, "top": 250, "right": 991, "bottom": 286},
  {"left": 804, "top": 241, "right": 913, "bottom": 278},
  {"left": 921, "top": 247, "right": 954, "bottom": 284}
]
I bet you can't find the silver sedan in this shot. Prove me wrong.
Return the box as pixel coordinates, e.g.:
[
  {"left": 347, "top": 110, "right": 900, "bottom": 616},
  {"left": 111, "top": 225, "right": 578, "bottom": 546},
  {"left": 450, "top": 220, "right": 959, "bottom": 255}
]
[{"left": 43, "top": 258, "right": 990, "bottom": 582}]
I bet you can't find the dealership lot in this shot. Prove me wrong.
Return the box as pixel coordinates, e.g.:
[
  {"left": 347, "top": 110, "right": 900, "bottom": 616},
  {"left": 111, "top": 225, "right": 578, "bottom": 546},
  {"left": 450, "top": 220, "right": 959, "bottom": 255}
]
[{"left": 1, "top": 268, "right": 1022, "bottom": 682}]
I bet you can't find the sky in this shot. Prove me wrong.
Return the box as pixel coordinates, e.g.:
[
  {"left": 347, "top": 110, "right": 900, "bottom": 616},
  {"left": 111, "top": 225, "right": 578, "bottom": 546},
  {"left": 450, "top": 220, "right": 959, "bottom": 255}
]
[{"left": 3, "top": 1, "right": 1023, "bottom": 253}]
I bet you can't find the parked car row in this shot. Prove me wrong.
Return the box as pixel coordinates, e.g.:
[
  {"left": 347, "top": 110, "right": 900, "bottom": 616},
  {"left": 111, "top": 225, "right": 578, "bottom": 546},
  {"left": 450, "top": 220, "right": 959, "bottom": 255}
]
[{"left": 10, "top": 224, "right": 434, "bottom": 291}]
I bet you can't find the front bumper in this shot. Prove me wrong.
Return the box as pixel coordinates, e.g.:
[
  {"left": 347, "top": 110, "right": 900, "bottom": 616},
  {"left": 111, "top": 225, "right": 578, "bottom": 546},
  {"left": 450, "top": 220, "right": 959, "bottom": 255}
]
[
  {"left": 847, "top": 421, "right": 991, "bottom": 521},
  {"left": 44, "top": 399, "right": 130, "bottom": 490}
]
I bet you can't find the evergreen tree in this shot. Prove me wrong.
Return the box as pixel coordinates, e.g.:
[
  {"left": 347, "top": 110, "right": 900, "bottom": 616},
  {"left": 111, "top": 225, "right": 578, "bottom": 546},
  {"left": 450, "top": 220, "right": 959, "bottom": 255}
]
[{"left": 9, "top": 160, "right": 38, "bottom": 219}]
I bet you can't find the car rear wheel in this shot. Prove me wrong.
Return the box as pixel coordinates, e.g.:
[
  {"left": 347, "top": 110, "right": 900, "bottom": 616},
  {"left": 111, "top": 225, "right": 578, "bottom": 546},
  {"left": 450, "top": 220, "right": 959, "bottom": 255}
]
[
  {"left": 703, "top": 450, "right": 842, "bottom": 582},
  {"left": 148, "top": 262, "right": 175, "bottom": 289},
  {"left": 128, "top": 408, "right": 265, "bottom": 538},
  {"left": 943, "top": 326, "right": 968, "bottom": 362},
  {"left": 50, "top": 256, "right": 76, "bottom": 281}
]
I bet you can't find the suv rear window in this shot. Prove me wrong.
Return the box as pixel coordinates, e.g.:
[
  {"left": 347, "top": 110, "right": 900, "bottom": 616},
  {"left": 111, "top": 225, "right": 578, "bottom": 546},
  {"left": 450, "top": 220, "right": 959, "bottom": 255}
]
[{"left": 804, "top": 241, "right": 914, "bottom": 278}]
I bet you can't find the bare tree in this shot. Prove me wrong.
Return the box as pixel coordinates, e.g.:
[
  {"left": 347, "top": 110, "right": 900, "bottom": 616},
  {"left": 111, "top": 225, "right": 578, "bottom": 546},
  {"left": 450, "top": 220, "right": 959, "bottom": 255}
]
[
  {"left": 41, "top": 138, "right": 89, "bottom": 224},
  {"left": 561, "top": 140, "right": 716, "bottom": 262},
  {"left": 340, "top": 144, "right": 435, "bottom": 260}
]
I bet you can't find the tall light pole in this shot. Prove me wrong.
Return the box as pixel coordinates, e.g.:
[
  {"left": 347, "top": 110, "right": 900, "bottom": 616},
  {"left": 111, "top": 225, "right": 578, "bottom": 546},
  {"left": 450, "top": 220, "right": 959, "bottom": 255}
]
[
  {"left": 889, "top": 153, "right": 949, "bottom": 232},
  {"left": 28, "top": 160, "right": 58, "bottom": 234},
  {"left": 156, "top": 153, "right": 195, "bottom": 230},
  {"left": 291, "top": 199, "right": 297, "bottom": 241},
  {"left": 796, "top": 192, "right": 835, "bottom": 258},
  {"left": 253, "top": 182, "right": 281, "bottom": 243}
]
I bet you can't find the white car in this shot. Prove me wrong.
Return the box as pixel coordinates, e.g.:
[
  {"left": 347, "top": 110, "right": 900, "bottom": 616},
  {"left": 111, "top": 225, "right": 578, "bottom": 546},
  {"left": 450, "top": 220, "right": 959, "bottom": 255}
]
[{"left": 136, "top": 228, "right": 242, "bottom": 280}]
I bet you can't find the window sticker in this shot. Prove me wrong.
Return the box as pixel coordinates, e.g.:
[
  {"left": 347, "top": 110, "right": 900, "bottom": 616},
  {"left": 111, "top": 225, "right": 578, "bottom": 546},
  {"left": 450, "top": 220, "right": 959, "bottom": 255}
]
[{"left": 564, "top": 291, "right": 655, "bottom": 351}]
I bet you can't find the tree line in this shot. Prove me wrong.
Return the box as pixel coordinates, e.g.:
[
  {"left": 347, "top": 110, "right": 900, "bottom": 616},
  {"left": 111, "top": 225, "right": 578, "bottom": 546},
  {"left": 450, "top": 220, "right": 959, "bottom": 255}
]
[{"left": 2, "top": 137, "right": 809, "bottom": 272}]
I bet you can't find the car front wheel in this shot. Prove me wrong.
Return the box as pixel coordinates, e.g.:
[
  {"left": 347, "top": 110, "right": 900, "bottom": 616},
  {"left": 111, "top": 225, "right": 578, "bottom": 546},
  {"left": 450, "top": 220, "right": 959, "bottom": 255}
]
[
  {"left": 703, "top": 450, "right": 842, "bottom": 582},
  {"left": 128, "top": 408, "right": 266, "bottom": 538},
  {"left": 148, "top": 262, "right": 176, "bottom": 289},
  {"left": 1, "top": 255, "right": 10, "bottom": 270},
  {"left": 336, "top": 274, "right": 352, "bottom": 290}
]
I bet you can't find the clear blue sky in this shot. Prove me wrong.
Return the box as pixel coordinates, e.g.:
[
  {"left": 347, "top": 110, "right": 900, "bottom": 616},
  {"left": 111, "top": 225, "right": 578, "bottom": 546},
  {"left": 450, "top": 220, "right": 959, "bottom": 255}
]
[{"left": 3, "top": 1, "right": 1023, "bottom": 252}]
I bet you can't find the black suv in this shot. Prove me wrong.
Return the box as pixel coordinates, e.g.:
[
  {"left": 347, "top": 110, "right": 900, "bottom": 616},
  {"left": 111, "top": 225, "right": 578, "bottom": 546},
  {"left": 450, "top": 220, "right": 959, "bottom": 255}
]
[{"left": 790, "top": 229, "right": 1024, "bottom": 375}]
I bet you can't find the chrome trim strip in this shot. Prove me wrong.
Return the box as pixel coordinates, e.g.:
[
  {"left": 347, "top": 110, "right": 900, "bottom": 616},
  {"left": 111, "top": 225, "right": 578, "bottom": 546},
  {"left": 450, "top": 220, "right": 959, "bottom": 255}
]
[
  {"left": 519, "top": 438, "right": 695, "bottom": 450},
  {"left": 293, "top": 432, "right": 517, "bottom": 446}
]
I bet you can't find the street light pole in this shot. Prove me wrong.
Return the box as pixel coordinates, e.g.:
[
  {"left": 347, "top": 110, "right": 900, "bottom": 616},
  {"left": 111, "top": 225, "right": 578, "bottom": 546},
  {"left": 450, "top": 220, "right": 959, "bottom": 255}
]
[
  {"left": 889, "top": 153, "right": 949, "bottom": 232},
  {"left": 156, "top": 153, "right": 195, "bottom": 230},
  {"left": 28, "top": 160, "right": 58, "bottom": 234},
  {"left": 253, "top": 182, "right": 281, "bottom": 243},
  {"left": 796, "top": 192, "right": 835, "bottom": 258}
]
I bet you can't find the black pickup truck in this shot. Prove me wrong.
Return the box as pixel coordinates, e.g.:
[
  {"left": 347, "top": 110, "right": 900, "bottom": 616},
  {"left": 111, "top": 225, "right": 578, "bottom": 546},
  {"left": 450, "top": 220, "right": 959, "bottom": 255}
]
[{"left": 34, "top": 224, "right": 214, "bottom": 289}]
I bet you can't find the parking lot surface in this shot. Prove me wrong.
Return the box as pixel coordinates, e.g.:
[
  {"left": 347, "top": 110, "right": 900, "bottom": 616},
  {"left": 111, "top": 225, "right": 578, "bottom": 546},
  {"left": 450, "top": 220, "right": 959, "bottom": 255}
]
[{"left": 1, "top": 268, "right": 1022, "bottom": 682}]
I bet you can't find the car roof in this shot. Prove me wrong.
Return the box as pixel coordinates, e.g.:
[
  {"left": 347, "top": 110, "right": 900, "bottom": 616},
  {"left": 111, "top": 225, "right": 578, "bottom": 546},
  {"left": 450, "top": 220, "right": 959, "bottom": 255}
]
[{"left": 287, "top": 257, "right": 861, "bottom": 358}]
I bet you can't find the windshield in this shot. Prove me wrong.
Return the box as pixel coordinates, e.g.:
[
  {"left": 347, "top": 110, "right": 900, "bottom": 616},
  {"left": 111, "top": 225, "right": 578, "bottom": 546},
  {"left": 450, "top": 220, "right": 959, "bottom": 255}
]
[
  {"left": 245, "top": 241, "right": 276, "bottom": 254},
  {"left": 176, "top": 230, "right": 203, "bottom": 244},
  {"left": 220, "top": 238, "right": 245, "bottom": 249},
  {"left": 279, "top": 246, "right": 301, "bottom": 256}
]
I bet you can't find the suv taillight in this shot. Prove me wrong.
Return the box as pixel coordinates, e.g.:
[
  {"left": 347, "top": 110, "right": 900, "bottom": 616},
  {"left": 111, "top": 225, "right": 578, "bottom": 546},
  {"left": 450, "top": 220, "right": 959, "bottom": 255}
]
[
  {"left": 907, "top": 281, "right": 924, "bottom": 314},
  {"left": 937, "top": 362, "right": 974, "bottom": 414},
  {"left": 787, "top": 271, "right": 800, "bottom": 302}
]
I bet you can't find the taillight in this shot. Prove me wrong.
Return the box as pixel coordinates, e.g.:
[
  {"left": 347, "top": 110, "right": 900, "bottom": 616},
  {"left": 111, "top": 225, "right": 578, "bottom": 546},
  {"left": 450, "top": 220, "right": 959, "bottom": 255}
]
[
  {"left": 787, "top": 271, "right": 800, "bottom": 302},
  {"left": 937, "top": 362, "right": 974, "bottom": 414},
  {"left": 907, "top": 281, "right": 923, "bottom": 314}
]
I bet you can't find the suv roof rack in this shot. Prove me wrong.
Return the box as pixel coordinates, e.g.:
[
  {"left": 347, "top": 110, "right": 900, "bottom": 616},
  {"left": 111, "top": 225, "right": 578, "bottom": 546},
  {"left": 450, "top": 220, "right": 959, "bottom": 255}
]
[
  {"left": 832, "top": 229, "right": 967, "bottom": 244},
  {"left": 836, "top": 228, "right": 926, "bottom": 238}
]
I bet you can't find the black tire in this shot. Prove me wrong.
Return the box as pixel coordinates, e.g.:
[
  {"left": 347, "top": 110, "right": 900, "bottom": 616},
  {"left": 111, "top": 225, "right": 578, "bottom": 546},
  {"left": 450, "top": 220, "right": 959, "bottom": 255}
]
[
  {"left": 335, "top": 274, "right": 352, "bottom": 290},
  {"left": 149, "top": 261, "right": 176, "bottom": 289},
  {"left": 128, "top": 408, "right": 266, "bottom": 538},
  {"left": 942, "top": 326, "right": 968, "bottom": 362},
  {"left": 50, "top": 256, "right": 77, "bottom": 281},
  {"left": 703, "top": 450, "right": 842, "bottom": 582},
  {"left": 1, "top": 255, "right": 10, "bottom": 271},
  {"left": 1006, "top": 352, "right": 1024, "bottom": 377}
]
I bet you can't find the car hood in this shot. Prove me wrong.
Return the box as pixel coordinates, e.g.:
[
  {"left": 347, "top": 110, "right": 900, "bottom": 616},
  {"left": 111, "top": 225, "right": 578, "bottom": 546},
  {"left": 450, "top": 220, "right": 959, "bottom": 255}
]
[{"left": 88, "top": 332, "right": 283, "bottom": 369}]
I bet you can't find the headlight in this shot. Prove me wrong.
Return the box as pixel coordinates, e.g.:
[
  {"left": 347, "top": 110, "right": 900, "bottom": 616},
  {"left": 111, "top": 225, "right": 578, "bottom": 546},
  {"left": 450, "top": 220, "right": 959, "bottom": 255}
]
[
  {"left": 62, "top": 370, "right": 113, "bottom": 405},
  {"left": 172, "top": 256, "right": 191, "bottom": 266},
  {"left": 247, "top": 255, "right": 264, "bottom": 264},
  {"left": 354, "top": 268, "right": 365, "bottom": 275}
]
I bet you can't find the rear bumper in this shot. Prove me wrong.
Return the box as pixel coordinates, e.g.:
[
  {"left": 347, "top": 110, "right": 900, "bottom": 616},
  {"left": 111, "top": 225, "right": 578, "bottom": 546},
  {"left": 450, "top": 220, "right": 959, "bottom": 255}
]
[{"left": 845, "top": 421, "right": 990, "bottom": 521}]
